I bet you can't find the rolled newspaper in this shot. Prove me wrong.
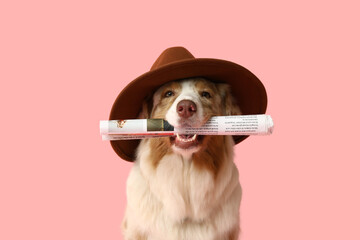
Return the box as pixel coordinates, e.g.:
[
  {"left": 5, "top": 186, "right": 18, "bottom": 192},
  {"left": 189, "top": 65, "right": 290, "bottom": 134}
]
[{"left": 100, "top": 115, "right": 274, "bottom": 140}]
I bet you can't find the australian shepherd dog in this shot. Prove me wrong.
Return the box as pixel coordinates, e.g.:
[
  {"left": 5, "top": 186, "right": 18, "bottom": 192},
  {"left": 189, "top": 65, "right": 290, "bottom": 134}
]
[{"left": 122, "top": 77, "right": 242, "bottom": 240}]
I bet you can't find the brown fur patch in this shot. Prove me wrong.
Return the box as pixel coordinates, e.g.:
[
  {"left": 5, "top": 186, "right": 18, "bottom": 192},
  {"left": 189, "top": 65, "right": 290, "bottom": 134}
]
[
  {"left": 216, "top": 83, "right": 242, "bottom": 115},
  {"left": 139, "top": 82, "right": 181, "bottom": 168},
  {"left": 148, "top": 137, "right": 173, "bottom": 168},
  {"left": 192, "top": 135, "right": 226, "bottom": 177},
  {"left": 195, "top": 79, "right": 223, "bottom": 122},
  {"left": 137, "top": 94, "right": 154, "bottom": 119},
  {"left": 134, "top": 233, "right": 147, "bottom": 240},
  {"left": 228, "top": 226, "right": 240, "bottom": 240},
  {"left": 151, "top": 81, "right": 181, "bottom": 118},
  {"left": 147, "top": 82, "right": 181, "bottom": 168}
]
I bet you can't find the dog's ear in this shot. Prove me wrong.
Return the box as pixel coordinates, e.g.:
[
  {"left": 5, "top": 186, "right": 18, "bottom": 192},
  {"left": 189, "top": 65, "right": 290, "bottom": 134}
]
[
  {"left": 138, "top": 94, "right": 153, "bottom": 119},
  {"left": 217, "top": 83, "right": 242, "bottom": 116}
]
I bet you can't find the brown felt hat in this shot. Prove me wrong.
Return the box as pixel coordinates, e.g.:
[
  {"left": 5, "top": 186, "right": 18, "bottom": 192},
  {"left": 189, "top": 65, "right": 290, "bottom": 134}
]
[{"left": 109, "top": 46, "right": 267, "bottom": 161}]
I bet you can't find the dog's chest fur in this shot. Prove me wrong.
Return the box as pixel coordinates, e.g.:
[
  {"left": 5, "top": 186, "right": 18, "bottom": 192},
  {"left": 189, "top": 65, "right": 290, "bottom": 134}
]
[
  {"left": 123, "top": 137, "right": 241, "bottom": 240},
  {"left": 140, "top": 142, "right": 216, "bottom": 221}
]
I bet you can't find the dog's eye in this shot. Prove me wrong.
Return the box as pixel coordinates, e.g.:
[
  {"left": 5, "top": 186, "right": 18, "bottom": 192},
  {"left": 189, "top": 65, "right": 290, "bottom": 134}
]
[
  {"left": 201, "top": 91, "right": 211, "bottom": 98},
  {"left": 164, "top": 90, "right": 174, "bottom": 97}
]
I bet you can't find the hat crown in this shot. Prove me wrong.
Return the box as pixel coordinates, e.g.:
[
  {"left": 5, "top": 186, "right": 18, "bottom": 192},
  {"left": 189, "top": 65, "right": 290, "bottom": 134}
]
[{"left": 150, "top": 47, "right": 195, "bottom": 70}]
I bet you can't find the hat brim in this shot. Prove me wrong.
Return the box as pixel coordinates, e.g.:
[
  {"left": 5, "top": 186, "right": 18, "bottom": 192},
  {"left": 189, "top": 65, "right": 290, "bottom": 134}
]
[{"left": 109, "top": 58, "right": 267, "bottom": 161}]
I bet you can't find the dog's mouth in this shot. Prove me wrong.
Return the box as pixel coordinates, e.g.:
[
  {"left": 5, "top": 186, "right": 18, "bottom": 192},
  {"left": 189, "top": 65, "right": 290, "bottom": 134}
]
[{"left": 170, "top": 133, "right": 204, "bottom": 149}]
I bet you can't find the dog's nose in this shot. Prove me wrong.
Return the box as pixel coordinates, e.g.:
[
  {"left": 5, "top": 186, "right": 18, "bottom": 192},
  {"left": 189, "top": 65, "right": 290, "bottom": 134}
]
[{"left": 177, "top": 100, "right": 197, "bottom": 118}]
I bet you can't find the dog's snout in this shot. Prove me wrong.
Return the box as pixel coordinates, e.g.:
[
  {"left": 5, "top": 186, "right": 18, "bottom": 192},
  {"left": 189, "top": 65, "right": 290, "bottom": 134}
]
[{"left": 177, "top": 100, "right": 197, "bottom": 118}]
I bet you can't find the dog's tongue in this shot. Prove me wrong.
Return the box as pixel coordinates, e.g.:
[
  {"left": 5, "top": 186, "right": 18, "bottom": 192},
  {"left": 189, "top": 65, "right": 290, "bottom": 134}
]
[{"left": 179, "top": 134, "right": 194, "bottom": 139}]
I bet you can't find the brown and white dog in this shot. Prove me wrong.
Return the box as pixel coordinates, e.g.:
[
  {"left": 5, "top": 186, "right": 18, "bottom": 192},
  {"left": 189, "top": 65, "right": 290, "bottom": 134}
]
[{"left": 122, "top": 77, "right": 242, "bottom": 240}]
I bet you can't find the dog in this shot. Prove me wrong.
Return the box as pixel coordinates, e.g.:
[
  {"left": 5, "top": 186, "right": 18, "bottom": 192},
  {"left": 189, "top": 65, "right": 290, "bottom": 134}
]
[{"left": 122, "top": 77, "right": 242, "bottom": 240}]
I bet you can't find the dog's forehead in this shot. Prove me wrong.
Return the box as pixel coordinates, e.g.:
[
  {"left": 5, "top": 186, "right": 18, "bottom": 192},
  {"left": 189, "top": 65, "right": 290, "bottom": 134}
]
[
  {"left": 163, "top": 77, "right": 213, "bottom": 91},
  {"left": 154, "top": 78, "right": 195, "bottom": 94},
  {"left": 179, "top": 79, "right": 197, "bottom": 94}
]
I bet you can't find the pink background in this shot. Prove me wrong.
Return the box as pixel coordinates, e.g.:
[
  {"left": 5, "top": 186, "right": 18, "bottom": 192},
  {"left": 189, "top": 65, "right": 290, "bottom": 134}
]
[{"left": 1, "top": 1, "right": 359, "bottom": 239}]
